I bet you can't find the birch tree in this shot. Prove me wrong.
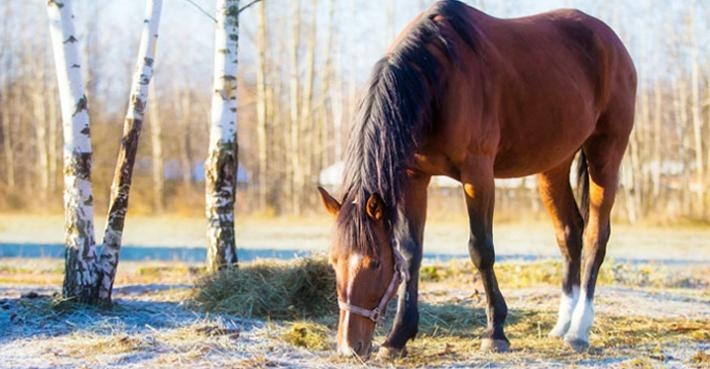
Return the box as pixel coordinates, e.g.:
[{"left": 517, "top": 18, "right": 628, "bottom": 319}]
[
  {"left": 47, "top": 0, "right": 99, "bottom": 303},
  {"left": 206, "top": 0, "right": 240, "bottom": 272},
  {"left": 98, "top": 0, "right": 163, "bottom": 301},
  {"left": 47, "top": 0, "right": 163, "bottom": 303}
]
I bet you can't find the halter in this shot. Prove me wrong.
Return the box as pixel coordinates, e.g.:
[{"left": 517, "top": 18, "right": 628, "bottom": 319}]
[{"left": 337, "top": 247, "right": 407, "bottom": 324}]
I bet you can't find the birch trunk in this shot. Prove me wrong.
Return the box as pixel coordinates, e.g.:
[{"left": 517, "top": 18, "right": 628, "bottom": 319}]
[
  {"left": 98, "top": 0, "right": 163, "bottom": 302},
  {"left": 47, "top": 0, "right": 98, "bottom": 303},
  {"left": 256, "top": 0, "right": 268, "bottom": 211},
  {"left": 149, "top": 80, "right": 165, "bottom": 213},
  {"left": 206, "top": 0, "right": 240, "bottom": 272}
]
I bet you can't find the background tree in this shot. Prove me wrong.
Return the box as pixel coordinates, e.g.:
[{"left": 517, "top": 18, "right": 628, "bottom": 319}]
[{"left": 2, "top": 1, "right": 708, "bottom": 224}]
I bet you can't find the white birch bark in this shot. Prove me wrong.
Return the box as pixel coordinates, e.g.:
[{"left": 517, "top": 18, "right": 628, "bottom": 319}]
[
  {"left": 98, "top": 0, "right": 163, "bottom": 301},
  {"left": 47, "top": 0, "right": 98, "bottom": 303},
  {"left": 206, "top": 0, "right": 240, "bottom": 272}
]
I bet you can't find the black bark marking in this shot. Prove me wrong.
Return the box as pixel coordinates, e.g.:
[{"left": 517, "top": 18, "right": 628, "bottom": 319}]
[{"left": 72, "top": 95, "right": 88, "bottom": 117}]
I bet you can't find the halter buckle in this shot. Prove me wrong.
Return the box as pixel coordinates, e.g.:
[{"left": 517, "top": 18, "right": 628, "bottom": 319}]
[{"left": 370, "top": 307, "right": 382, "bottom": 322}]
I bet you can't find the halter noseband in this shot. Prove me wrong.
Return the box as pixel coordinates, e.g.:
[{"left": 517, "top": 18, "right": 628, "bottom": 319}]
[{"left": 337, "top": 248, "right": 406, "bottom": 324}]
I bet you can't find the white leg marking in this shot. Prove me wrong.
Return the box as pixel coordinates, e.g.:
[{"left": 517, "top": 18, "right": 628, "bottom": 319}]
[
  {"left": 565, "top": 291, "right": 594, "bottom": 343},
  {"left": 549, "top": 286, "right": 579, "bottom": 337}
]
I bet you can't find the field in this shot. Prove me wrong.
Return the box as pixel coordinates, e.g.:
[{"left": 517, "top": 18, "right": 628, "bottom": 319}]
[{"left": 1, "top": 218, "right": 709, "bottom": 369}]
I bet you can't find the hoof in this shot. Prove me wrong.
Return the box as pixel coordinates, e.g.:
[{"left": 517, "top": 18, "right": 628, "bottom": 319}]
[
  {"left": 564, "top": 336, "right": 590, "bottom": 353},
  {"left": 481, "top": 338, "right": 510, "bottom": 352},
  {"left": 548, "top": 324, "right": 569, "bottom": 338},
  {"left": 377, "top": 345, "right": 407, "bottom": 360}
]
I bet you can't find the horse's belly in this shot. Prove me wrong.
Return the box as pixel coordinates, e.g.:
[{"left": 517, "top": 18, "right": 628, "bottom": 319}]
[{"left": 492, "top": 127, "right": 591, "bottom": 178}]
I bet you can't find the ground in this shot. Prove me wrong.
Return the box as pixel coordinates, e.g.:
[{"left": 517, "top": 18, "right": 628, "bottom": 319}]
[
  {"left": 0, "top": 218, "right": 709, "bottom": 368},
  {"left": 0, "top": 258, "right": 708, "bottom": 369}
]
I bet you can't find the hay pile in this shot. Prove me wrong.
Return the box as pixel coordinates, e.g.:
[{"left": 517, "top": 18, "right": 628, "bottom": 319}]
[{"left": 191, "top": 258, "right": 336, "bottom": 320}]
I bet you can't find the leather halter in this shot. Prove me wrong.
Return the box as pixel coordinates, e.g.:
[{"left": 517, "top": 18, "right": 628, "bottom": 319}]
[{"left": 337, "top": 248, "right": 406, "bottom": 324}]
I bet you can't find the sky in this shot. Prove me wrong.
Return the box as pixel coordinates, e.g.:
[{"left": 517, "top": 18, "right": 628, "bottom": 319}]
[{"left": 4, "top": 0, "right": 708, "bottom": 109}]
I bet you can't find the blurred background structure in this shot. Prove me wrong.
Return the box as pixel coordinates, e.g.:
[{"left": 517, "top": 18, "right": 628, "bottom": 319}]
[{"left": 0, "top": 0, "right": 709, "bottom": 223}]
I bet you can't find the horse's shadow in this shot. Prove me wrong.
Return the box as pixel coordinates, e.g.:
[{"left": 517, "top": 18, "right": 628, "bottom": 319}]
[{"left": 375, "top": 300, "right": 525, "bottom": 338}]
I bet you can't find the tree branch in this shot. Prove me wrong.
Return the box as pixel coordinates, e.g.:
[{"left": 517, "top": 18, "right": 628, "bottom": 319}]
[
  {"left": 239, "top": 0, "right": 262, "bottom": 14},
  {"left": 183, "top": 0, "right": 218, "bottom": 23}
]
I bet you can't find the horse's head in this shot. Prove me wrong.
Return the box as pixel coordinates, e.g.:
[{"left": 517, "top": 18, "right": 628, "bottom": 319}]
[{"left": 318, "top": 187, "right": 401, "bottom": 359}]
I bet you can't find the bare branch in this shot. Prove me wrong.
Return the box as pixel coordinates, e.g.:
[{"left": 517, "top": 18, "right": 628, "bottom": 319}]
[
  {"left": 239, "top": 0, "right": 262, "bottom": 14},
  {"left": 183, "top": 0, "right": 218, "bottom": 23}
]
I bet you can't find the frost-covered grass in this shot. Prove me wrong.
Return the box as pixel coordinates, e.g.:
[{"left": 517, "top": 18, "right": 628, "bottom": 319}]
[{"left": 1, "top": 257, "right": 709, "bottom": 368}]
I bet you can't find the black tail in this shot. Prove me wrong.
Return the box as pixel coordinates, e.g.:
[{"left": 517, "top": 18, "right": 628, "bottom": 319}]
[{"left": 576, "top": 150, "right": 590, "bottom": 224}]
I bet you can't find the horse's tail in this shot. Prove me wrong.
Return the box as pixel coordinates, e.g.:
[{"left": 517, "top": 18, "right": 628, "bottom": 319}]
[{"left": 576, "top": 150, "right": 590, "bottom": 224}]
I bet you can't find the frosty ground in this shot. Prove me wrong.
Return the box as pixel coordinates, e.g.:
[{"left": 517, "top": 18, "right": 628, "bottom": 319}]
[
  {"left": 1, "top": 257, "right": 709, "bottom": 369},
  {"left": 0, "top": 218, "right": 709, "bottom": 368}
]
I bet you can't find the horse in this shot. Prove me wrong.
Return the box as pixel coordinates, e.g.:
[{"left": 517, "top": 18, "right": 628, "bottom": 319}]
[{"left": 318, "top": 0, "right": 636, "bottom": 360}]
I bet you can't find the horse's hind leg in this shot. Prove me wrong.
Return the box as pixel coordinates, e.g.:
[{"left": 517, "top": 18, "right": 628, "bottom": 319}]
[
  {"left": 537, "top": 158, "right": 584, "bottom": 338},
  {"left": 461, "top": 157, "right": 509, "bottom": 352},
  {"left": 564, "top": 128, "right": 630, "bottom": 352}
]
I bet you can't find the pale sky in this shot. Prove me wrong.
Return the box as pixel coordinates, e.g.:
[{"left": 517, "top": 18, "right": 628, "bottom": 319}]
[{"left": 5, "top": 0, "right": 708, "bottom": 109}]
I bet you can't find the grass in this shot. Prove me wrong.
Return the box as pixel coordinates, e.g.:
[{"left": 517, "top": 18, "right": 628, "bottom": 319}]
[
  {"left": 3, "top": 256, "right": 708, "bottom": 368},
  {"left": 186, "top": 257, "right": 710, "bottom": 367},
  {"left": 418, "top": 258, "right": 709, "bottom": 290}
]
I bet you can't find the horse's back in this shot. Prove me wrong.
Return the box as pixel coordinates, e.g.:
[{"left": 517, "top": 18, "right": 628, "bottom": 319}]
[{"left": 460, "top": 7, "right": 636, "bottom": 177}]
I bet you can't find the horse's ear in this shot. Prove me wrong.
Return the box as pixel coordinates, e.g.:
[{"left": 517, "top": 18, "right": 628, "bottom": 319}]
[
  {"left": 317, "top": 186, "right": 341, "bottom": 217},
  {"left": 365, "top": 193, "right": 385, "bottom": 222}
]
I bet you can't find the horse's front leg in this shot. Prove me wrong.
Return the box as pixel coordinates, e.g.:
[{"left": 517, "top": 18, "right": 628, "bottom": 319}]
[
  {"left": 379, "top": 173, "right": 430, "bottom": 359},
  {"left": 462, "top": 157, "right": 510, "bottom": 352}
]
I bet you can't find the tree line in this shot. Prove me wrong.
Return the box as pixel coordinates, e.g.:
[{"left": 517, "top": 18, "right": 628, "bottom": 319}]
[{"left": 1, "top": 0, "right": 709, "bottom": 224}]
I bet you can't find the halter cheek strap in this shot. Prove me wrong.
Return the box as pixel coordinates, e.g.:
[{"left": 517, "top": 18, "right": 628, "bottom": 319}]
[{"left": 337, "top": 248, "right": 406, "bottom": 324}]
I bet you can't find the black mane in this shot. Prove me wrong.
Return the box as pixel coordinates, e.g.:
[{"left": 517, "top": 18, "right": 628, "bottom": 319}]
[{"left": 335, "top": 0, "right": 477, "bottom": 255}]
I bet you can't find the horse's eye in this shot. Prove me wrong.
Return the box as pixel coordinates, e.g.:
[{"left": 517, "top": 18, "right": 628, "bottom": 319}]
[{"left": 370, "top": 259, "right": 380, "bottom": 269}]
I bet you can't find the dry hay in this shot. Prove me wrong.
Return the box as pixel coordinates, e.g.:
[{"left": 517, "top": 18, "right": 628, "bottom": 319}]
[{"left": 191, "top": 257, "right": 336, "bottom": 321}]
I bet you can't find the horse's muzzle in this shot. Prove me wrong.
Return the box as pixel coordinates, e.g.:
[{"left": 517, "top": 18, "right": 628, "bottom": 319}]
[{"left": 338, "top": 340, "right": 371, "bottom": 360}]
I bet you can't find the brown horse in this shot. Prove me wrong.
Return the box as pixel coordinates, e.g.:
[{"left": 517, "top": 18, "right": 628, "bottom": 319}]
[{"left": 318, "top": 0, "right": 636, "bottom": 360}]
